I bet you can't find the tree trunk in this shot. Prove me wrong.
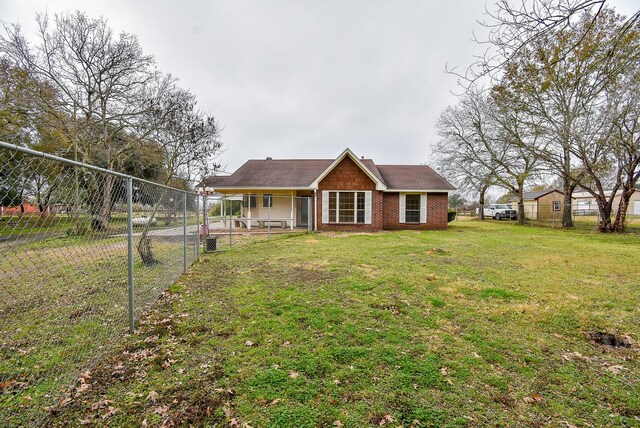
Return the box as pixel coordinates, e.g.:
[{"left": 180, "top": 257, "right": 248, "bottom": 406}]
[
  {"left": 478, "top": 185, "right": 487, "bottom": 220},
  {"left": 612, "top": 187, "right": 632, "bottom": 232},
  {"left": 595, "top": 193, "right": 614, "bottom": 232},
  {"left": 136, "top": 188, "right": 170, "bottom": 265},
  {"left": 561, "top": 180, "right": 574, "bottom": 228},
  {"left": 97, "top": 172, "right": 114, "bottom": 231}
]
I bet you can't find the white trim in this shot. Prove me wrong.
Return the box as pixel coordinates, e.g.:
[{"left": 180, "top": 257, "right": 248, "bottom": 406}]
[
  {"left": 314, "top": 189, "right": 318, "bottom": 231},
  {"left": 364, "top": 191, "right": 372, "bottom": 224},
  {"left": 399, "top": 194, "right": 406, "bottom": 223},
  {"left": 420, "top": 194, "right": 427, "bottom": 223},
  {"left": 310, "top": 148, "right": 387, "bottom": 191},
  {"left": 322, "top": 191, "right": 329, "bottom": 223},
  {"left": 322, "top": 190, "right": 371, "bottom": 224},
  {"left": 385, "top": 189, "right": 454, "bottom": 193},
  {"left": 211, "top": 186, "right": 311, "bottom": 191}
]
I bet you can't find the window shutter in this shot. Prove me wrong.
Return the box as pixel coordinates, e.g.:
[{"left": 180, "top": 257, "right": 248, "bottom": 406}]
[
  {"left": 399, "top": 194, "right": 406, "bottom": 223},
  {"left": 364, "top": 191, "right": 372, "bottom": 224},
  {"left": 322, "top": 191, "right": 329, "bottom": 223},
  {"left": 420, "top": 193, "right": 427, "bottom": 223}
]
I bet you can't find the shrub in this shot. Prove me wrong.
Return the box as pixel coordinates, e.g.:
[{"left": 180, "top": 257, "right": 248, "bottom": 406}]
[{"left": 447, "top": 209, "right": 456, "bottom": 222}]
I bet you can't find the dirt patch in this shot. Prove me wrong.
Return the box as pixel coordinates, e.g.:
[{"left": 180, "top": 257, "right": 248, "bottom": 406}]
[
  {"left": 588, "top": 332, "right": 632, "bottom": 348},
  {"left": 426, "top": 248, "right": 449, "bottom": 255}
]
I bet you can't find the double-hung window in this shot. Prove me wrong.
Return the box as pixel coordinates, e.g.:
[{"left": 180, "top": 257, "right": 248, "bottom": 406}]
[
  {"left": 405, "top": 194, "right": 421, "bottom": 223},
  {"left": 399, "top": 193, "right": 426, "bottom": 223},
  {"left": 325, "top": 191, "right": 369, "bottom": 224}
]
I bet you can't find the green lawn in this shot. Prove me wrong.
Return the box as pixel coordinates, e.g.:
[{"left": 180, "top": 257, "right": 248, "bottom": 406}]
[{"left": 43, "top": 221, "right": 640, "bottom": 427}]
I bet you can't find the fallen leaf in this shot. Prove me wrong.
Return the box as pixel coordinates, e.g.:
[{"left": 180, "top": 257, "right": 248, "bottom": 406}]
[
  {"left": 440, "top": 367, "right": 449, "bottom": 376},
  {"left": 334, "top": 420, "right": 344, "bottom": 427},
  {"left": 270, "top": 398, "right": 281, "bottom": 405},
  {"left": 606, "top": 365, "right": 625, "bottom": 375},
  {"left": 153, "top": 405, "right": 169, "bottom": 416},
  {"left": 379, "top": 414, "right": 395, "bottom": 426},
  {"left": 245, "top": 340, "right": 254, "bottom": 347},
  {"left": 289, "top": 370, "right": 299, "bottom": 379},
  {"left": 141, "top": 419, "right": 148, "bottom": 427},
  {"left": 147, "top": 391, "right": 159, "bottom": 403},
  {"left": 102, "top": 406, "right": 120, "bottom": 419},
  {"left": 532, "top": 393, "right": 543, "bottom": 402},
  {"left": 523, "top": 396, "right": 535, "bottom": 404}
]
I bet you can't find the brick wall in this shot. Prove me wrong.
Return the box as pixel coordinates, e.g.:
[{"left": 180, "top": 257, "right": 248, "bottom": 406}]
[
  {"left": 383, "top": 192, "right": 449, "bottom": 230},
  {"left": 317, "top": 157, "right": 383, "bottom": 231}
]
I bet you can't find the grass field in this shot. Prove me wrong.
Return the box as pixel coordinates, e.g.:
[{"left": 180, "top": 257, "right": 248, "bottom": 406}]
[
  {"left": 36, "top": 220, "right": 640, "bottom": 427},
  {"left": 0, "top": 230, "right": 198, "bottom": 426}
]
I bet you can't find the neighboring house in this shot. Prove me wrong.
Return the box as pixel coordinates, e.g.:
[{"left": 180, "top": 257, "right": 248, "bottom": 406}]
[
  {"left": 0, "top": 202, "right": 45, "bottom": 215},
  {"left": 199, "top": 148, "right": 455, "bottom": 231},
  {"left": 572, "top": 189, "right": 640, "bottom": 216},
  {"left": 508, "top": 190, "right": 566, "bottom": 220}
]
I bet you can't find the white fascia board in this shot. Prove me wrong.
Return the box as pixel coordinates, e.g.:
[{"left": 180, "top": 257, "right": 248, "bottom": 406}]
[
  {"left": 309, "top": 148, "right": 387, "bottom": 191},
  {"left": 385, "top": 189, "right": 454, "bottom": 193},
  {"left": 212, "top": 186, "right": 311, "bottom": 191}
]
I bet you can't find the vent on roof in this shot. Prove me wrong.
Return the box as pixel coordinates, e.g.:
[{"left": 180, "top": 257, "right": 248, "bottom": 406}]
[
  {"left": 361, "top": 156, "right": 364, "bottom": 160},
  {"left": 266, "top": 157, "right": 272, "bottom": 160}
]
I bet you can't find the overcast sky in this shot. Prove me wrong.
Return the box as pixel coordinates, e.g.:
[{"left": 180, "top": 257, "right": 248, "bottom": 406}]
[{"left": 1, "top": 0, "right": 638, "bottom": 173}]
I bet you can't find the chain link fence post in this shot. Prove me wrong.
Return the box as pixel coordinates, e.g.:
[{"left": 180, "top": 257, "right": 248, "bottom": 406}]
[
  {"left": 183, "top": 191, "right": 187, "bottom": 273},
  {"left": 127, "top": 176, "right": 135, "bottom": 334},
  {"left": 196, "top": 193, "right": 200, "bottom": 260}
]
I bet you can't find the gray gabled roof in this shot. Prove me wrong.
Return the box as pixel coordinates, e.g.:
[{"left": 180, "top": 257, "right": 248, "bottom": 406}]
[
  {"left": 509, "top": 189, "right": 564, "bottom": 202},
  {"left": 199, "top": 151, "right": 455, "bottom": 192},
  {"left": 377, "top": 165, "right": 456, "bottom": 191}
]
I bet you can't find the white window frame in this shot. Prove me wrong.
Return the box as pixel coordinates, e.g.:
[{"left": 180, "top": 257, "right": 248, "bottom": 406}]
[
  {"left": 322, "top": 190, "right": 372, "bottom": 224},
  {"left": 399, "top": 193, "right": 427, "bottom": 224}
]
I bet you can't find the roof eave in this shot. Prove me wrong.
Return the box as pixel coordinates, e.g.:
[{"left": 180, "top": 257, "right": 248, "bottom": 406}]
[{"left": 385, "top": 188, "right": 455, "bottom": 193}]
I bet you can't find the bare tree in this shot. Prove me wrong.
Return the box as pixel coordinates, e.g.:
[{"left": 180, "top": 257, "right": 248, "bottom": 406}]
[
  {"left": 608, "top": 68, "right": 640, "bottom": 231},
  {"left": 1, "top": 11, "right": 157, "bottom": 229},
  {"left": 448, "top": 0, "right": 639, "bottom": 88},
  {"left": 494, "top": 8, "right": 639, "bottom": 230},
  {"left": 135, "top": 82, "right": 222, "bottom": 264},
  {"left": 435, "top": 88, "right": 541, "bottom": 224},
  {"left": 434, "top": 92, "right": 495, "bottom": 220}
]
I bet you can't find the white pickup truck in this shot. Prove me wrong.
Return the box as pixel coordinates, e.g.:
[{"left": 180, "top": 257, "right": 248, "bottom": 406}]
[{"left": 481, "top": 204, "right": 518, "bottom": 220}]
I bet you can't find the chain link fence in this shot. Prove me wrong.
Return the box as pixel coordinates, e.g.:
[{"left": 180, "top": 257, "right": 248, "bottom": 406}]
[
  {"left": 0, "top": 142, "right": 199, "bottom": 426},
  {"left": 457, "top": 202, "right": 640, "bottom": 232}
]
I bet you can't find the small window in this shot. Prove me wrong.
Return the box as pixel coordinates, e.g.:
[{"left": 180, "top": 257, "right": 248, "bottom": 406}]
[
  {"left": 263, "top": 194, "right": 272, "bottom": 208},
  {"left": 405, "top": 194, "right": 420, "bottom": 223},
  {"left": 243, "top": 195, "right": 256, "bottom": 208},
  {"left": 552, "top": 200, "right": 561, "bottom": 211}
]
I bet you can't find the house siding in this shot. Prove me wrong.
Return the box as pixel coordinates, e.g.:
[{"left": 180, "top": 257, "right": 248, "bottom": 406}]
[
  {"left": 536, "top": 191, "right": 564, "bottom": 220},
  {"left": 317, "top": 157, "right": 383, "bottom": 231},
  {"left": 383, "top": 192, "right": 449, "bottom": 230}
]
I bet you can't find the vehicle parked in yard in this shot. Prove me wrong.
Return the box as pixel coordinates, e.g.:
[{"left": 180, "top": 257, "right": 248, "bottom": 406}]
[{"left": 481, "top": 204, "right": 518, "bottom": 220}]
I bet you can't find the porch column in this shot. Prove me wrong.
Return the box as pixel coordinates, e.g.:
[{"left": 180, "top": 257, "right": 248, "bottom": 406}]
[
  {"left": 247, "top": 195, "right": 252, "bottom": 230},
  {"left": 290, "top": 192, "right": 294, "bottom": 230}
]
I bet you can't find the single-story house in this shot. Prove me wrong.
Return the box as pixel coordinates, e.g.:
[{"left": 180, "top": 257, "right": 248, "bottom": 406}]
[
  {"left": 199, "top": 148, "right": 455, "bottom": 231},
  {"left": 572, "top": 189, "right": 640, "bottom": 216},
  {"left": 508, "top": 189, "right": 567, "bottom": 220}
]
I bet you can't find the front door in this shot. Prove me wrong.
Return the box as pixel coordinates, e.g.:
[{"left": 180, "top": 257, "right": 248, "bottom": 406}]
[{"left": 297, "top": 197, "right": 309, "bottom": 227}]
